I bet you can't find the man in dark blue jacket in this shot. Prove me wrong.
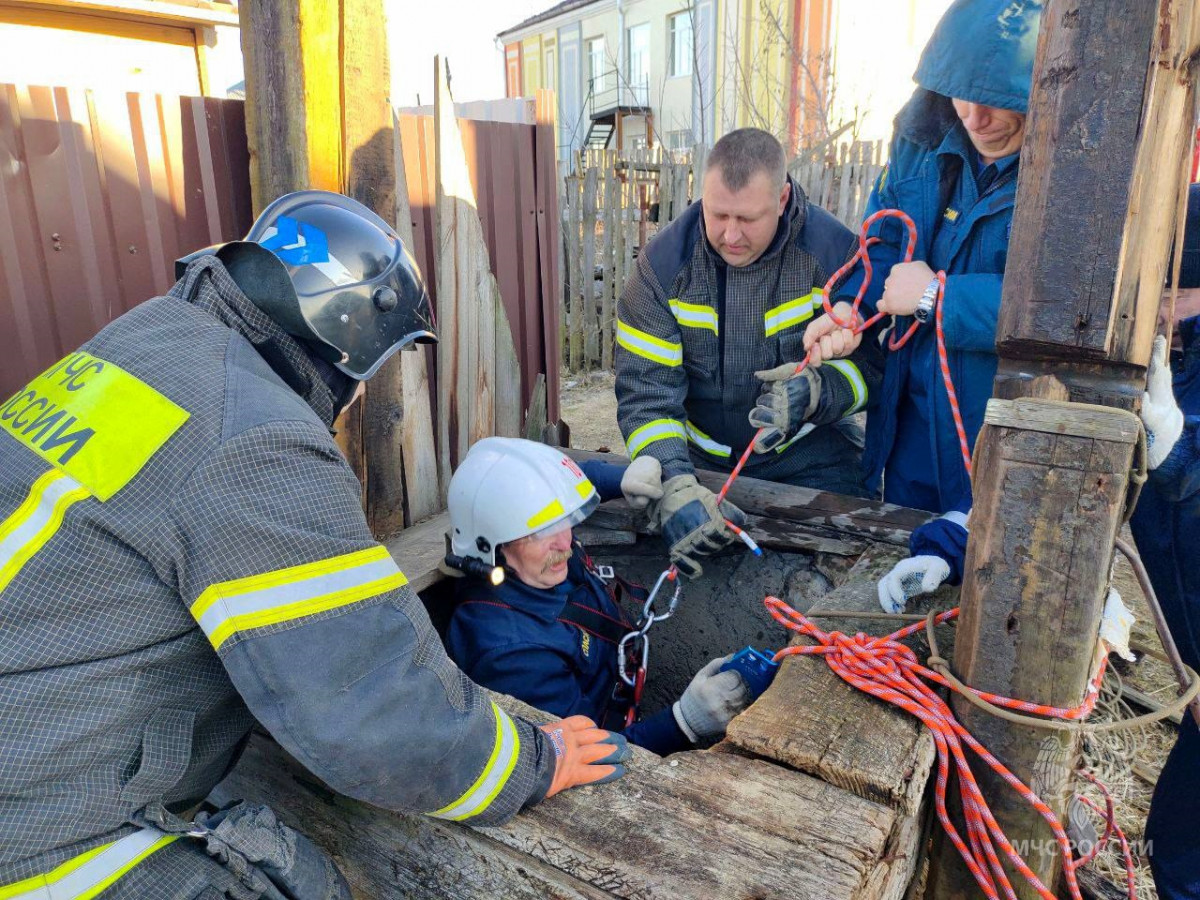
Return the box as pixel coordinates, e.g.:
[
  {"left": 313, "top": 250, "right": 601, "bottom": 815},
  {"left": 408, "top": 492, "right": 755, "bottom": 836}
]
[
  {"left": 803, "top": 0, "right": 1042, "bottom": 610},
  {"left": 1132, "top": 186, "right": 1200, "bottom": 900},
  {"left": 442, "top": 438, "right": 752, "bottom": 756}
]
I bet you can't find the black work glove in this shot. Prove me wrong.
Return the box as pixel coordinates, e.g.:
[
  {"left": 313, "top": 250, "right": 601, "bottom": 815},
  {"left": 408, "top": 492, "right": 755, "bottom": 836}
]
[
  {"left": 649, "top": 474, "right": 746, "bottom": 578},
  {"left": 748, "top": 364, "right": 820, "bottom": 453}
]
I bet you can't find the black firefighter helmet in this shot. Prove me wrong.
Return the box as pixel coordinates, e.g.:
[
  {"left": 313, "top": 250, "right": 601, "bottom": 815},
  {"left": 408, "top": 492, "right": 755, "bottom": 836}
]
[{"left": 177, "top": 190, "right": 436, "bottom": 379}]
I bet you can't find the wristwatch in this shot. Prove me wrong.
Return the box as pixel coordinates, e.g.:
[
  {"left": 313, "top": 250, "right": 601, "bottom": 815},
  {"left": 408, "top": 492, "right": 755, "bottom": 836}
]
[{"left": 914, "top": 278, "right": 940, "bottom": 323}]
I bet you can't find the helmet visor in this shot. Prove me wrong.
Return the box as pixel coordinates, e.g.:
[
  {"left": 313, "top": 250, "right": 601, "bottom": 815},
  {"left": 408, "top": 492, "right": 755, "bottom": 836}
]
[{"left": 527, "top": 492, "right": 600, "bottom": 542}]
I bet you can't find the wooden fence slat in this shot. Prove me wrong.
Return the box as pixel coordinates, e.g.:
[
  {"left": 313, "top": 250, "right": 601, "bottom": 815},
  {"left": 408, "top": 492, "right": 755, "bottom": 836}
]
[
  {"left": 581, "top": 166, "right": 599, "bottom": 367},
  {"left": 601, "top": 170, "right": 615, "bottom": 370},
  {"left": 565, "top": 175, "right": 583, "bottom": 371}
]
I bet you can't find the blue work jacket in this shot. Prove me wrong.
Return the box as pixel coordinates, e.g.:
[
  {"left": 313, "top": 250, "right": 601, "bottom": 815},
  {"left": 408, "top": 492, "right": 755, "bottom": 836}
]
[
  {"left": 1131, "top": 316, "right": 1200, "bottom": 900},
  {"left": 444, "top": 462, "right": 690, "bottom": 756},
  {"left": 1131, "top": 316, "right": 1200, "bottom": 673},
  {"left": 837, "top": 93, "right": 1017, "bottom": 514}
]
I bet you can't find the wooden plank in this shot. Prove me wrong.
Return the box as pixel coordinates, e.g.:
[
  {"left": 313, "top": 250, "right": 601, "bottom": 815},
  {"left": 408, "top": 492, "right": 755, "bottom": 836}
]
[
  {"left": 221, "top": 693, "right": 910, "bottom": 900},
  {"left": 391, "top": 107, "right": 441, "bottom": 525},
  {"left": 601, "top": 170, "right": 615, "bottom": 370},
  {"left": 566, "top": 449, "right": 933, "bottom": 545},
  {"left": 384, "top": 509, "right": 449, "bottom": 594},
  {"left": 581, "top": 165, "right": 598, "bottom": 368},
  {"left": 494, "top": 273, "right": 522, "bottom": 439},
  {"left": 524, "top": 372, "right": 548, "bottom": 441},
  {"left": 565, "top": 175, "right": 582, "bottom": 371},
  {"left": 534, "top": 117, "right": 562, "bottom": 423},
  {"left": 726, "top": 544, "right": 944, "bottom": 817}
]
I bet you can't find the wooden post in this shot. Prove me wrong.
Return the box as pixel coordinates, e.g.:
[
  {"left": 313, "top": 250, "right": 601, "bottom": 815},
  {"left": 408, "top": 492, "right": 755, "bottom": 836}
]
[
  {"left": 928, "top": 1, "right": 1200, "bottom": 897},
  {"left": 240, "top": 0, "right": 405, "bottom": 515}
]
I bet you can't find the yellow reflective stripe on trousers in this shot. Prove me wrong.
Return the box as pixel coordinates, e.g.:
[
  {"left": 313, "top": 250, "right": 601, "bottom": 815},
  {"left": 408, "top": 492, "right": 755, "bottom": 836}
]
[
  {"left": 625, "top": 419, "right": 686, "bottom": 458},
  {"left": 615, "top": 321, "right": 683, "bottom": 366},
  {"left": 0, "top": 469, "right": 90, "bottom": 595},
  {"left": 684, "top": 421, "right": 731, "bottom": 458},
  {"left": 0, "top": 829, "right": 177, "bottom": 900},
  {"left": 763, "top": 290, "right": 822, "bottom": 338},
  {"left": 667, "top": 299, "right": 718, "bottom": 335},
  {"left": 428, "top": 702, "right": 520, "bottom": 821},
  {"left": 823, "top": 358, "right": 868, "bottom": 413},
  {"left": 190, "top": 545, "right": 408, "bottom": 650}
]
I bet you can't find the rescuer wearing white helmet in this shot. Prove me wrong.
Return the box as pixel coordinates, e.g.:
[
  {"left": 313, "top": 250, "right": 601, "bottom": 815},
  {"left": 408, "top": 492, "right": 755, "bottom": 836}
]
[{"left": 443, "top": 437, "right": 753, "bottom": 754}]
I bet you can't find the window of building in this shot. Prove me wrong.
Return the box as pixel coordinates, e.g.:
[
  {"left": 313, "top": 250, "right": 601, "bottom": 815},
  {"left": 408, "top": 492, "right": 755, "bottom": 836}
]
[
  {"left": 587, "top": 37, "right": 605, "bottom": 94},
  {"left": 544, "top": 47, "right": 556, "bottom": 93},
  {"left": 667, "top": 129, "right": 693, "bottom": 152},
  {"left": 626, "top": 22, "right": 650, "bottom": 105},
  {"left": 668, "top": 12, "right": 693, "bottom": 78}
]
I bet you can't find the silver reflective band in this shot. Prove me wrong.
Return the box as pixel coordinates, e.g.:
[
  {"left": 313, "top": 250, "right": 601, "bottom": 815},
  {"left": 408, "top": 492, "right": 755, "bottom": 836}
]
[
  {"left": 192, "top": 552, "right": 402, "bottom": 642},
  {"left": 684, "top": 422, "right": 732, "bottom": 458},
  {"left": 428, "top": 703, "right": 521, "bottom": 822},
  {"left": 2, "top": 828, "right": 176, "bottom": 900}
]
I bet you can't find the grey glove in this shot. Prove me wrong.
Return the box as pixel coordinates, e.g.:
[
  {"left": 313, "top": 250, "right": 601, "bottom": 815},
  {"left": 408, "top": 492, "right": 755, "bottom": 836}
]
[
  {"left": 748, "top": 364, "right": 821, "bottom": 453},
  {"left": 650, "top": 474, "right": 746, "bottom": 579},
  {"left": 673, "top": 655, "right": 752, "bottom": 742},
  {"left": 620, "top": 456, "right": 664, "bottom": 509}
]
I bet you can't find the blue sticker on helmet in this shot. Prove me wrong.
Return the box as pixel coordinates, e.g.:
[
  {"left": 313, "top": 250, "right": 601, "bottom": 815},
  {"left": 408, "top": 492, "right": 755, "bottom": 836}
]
[{"left": 259, "top": 216, "right": 331, "bottom": 266}]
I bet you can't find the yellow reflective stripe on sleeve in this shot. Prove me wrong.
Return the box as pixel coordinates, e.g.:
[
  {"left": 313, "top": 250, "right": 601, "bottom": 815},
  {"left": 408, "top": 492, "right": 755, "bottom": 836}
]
[
  {"left": 0, "top": 351, "right": 189, "bottom": 501},
  {"left": 763, "top": 289, "right": 822, "bottom": 338},
  {"left": 667, "top": 298, "right": 718, "bottom": 335},
  {"left": 428, "top": 702, "right": 521, "bottom": 822},
  {"left": 190, "top": 545, "right": 408, "bottom": 651},
  {"left": 615, "top": 321, "right": 683, "bottom": 366},
  {"left": 527, "top": 498, "right": 566, "bottom": 530},
  {"left": 823, "top": 359, "right": 868, "bottom": 414},
  {"left": 0, "top": 469, "right": 91, "bottom": 595},
  {"left": 0, "top": 829, "right": 177, "bottom": 900},
  {"left": 625, "top": 419, "right": 686, "bottom": 458},
  {"left": 683, "top": 421, "right": 731, "bottom": 458}
]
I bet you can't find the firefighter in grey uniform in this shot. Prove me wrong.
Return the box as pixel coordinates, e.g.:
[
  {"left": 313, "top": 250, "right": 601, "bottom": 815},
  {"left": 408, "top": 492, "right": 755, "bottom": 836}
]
[
  {"left": 616, "top": 128, "right": 882, "bottom": 577},
  {"left": 0, "top": 191, "right": 628, "bottom": 899}
]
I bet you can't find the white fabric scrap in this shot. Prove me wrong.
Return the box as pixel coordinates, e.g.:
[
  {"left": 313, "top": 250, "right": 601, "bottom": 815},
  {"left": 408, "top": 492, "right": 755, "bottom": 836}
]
[{"left": 1099, "top": 587, "right": 1137, "bottom": 662}]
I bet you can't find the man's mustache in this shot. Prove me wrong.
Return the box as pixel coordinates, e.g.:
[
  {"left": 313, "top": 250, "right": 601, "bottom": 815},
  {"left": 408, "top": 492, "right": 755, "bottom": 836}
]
[{"left": 543, "top": 549, "right": 572, "bottom": 569}]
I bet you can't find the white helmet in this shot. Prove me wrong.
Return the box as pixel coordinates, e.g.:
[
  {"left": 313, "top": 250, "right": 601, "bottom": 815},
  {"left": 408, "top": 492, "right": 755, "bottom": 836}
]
[{"left": 448, "top": 437, "right": 600, "bottom": 567}]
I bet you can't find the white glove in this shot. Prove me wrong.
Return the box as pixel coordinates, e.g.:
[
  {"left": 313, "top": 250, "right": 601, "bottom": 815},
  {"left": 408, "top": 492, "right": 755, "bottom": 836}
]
[
  {"left": 673, "top": 655, "right": 750, "bottom": 742},
  {"left": 878, "top": 556, "right": 951, "bottom": 614},
  {"left": 620, "top": 456, "right": 664, "bottom": 509},
  {"left": 1143, "top": 334, "right": 1184, "bottom": 470}
]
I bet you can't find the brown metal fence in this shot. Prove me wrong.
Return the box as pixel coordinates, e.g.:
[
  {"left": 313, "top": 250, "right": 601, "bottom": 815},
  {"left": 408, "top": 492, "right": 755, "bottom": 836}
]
[
  {"left": 0, "top": 84, "right": 252, "bottom": 397},
  {"left": 0, "top": 85, "right": 562, "bottom": 428},
  {"left": 397, "top": 112, "right": 561, "bottom": 423}
]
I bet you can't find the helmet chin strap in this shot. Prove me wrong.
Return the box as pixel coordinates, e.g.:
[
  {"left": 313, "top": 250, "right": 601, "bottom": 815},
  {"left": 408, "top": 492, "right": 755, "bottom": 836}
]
[{"left": 307, "top": 352, "right": 360, "bottom": 424}]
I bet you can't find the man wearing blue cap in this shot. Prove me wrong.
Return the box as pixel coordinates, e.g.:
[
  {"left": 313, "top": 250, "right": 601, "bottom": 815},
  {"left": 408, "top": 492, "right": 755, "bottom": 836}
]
[{"left": 803, "top": 0, "right": 1043, "bottom": 611}]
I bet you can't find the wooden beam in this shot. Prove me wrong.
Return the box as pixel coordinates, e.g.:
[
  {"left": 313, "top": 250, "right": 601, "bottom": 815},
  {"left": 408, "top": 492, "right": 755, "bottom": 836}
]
[
  {"left": 994, "top": 0, "right": 1200, "bottom": 407},
  {"left": 725, "top": 544, "right": 950, "bottom": 819},
  {"left": 929, "top": 1, "right": 1200, "bottom": 896},
  {"left": 565, "top": 449, "right": 934, "bottom": 546},
  {"left": 218, "top": 692, "right": 916, "bottom": 900},
  {"left": 239, "top": 0, "right": 399, "bottom": 500}
]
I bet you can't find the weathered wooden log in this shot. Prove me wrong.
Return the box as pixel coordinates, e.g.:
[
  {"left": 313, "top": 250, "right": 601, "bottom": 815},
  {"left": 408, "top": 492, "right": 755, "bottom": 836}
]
[
  {"left": 565, "top": 449, "right": 933, "bottom": 547},
  {"left": 725, "top": 544, "right": 954, "bottom": 818},
  {"left": 217, "top": 691, "right": 920, "bottom": 900}
]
